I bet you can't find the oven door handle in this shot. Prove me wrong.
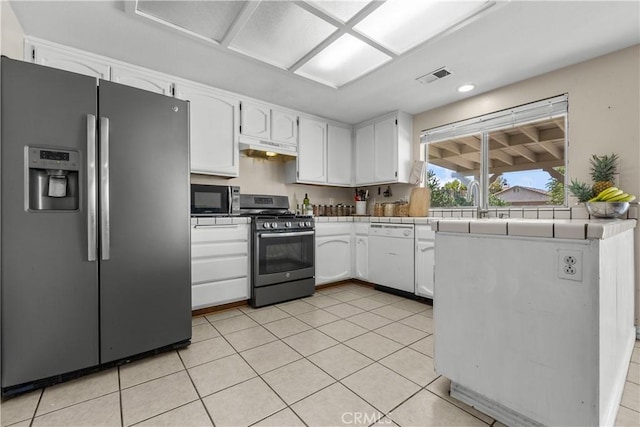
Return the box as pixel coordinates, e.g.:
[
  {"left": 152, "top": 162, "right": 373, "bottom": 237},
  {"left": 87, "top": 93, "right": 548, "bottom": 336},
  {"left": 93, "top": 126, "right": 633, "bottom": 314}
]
[{"left": 258, "top": 231, "right": 315, "bottom": 239}]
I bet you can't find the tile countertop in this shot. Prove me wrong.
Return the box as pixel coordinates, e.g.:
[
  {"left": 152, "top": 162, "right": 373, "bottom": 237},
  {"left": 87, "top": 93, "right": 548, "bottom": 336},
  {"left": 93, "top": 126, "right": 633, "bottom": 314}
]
[
  {"left": 191, "top": 215, "right": 637, "bottom": 240},
  {"left": 434, "top": 218, "right": 637, "bottom": 240},
  {"left": 314, "top": 216, "right": 637, "bottom": 240}
]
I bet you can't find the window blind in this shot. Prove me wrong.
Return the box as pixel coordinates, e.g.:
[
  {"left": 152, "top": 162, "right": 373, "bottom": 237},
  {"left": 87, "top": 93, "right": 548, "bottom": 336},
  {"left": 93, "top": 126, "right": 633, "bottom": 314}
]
[{"left": 420, "top": 94, "right": 568, "bottom": 144}]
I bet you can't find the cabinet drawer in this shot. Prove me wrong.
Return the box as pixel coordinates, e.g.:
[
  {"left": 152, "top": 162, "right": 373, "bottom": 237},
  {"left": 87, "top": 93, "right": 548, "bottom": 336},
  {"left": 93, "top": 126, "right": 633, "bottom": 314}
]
[
  {"left": 416, "top": 226, "right": 435, "bottom": 240},
  {"left": 191, "top": 225, "right": 248, "bottom": 243},
  {"left": 315, "top": 223, "right": 351, "bottom": 237},
  {"left": 192, "top": 255, "right": 248, "bottom": 284},
  {"left": 192, "top": 241, "right": 248, "bottom": 259},
  {"left": 192, "top": 277, "right": 249, "bottom": 309}
]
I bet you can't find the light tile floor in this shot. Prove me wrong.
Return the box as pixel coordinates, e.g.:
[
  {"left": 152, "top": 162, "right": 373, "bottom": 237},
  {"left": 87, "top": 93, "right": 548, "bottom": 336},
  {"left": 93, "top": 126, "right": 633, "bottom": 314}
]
[{"left": 2, "top": 282, "right": 639, "bottom": 427}]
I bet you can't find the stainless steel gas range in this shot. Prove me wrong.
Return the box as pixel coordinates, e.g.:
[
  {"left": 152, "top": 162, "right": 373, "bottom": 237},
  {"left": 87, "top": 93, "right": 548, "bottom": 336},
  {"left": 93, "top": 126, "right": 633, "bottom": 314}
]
[{"left": 240, "top": 194, "right": 315, "bottom": 307}]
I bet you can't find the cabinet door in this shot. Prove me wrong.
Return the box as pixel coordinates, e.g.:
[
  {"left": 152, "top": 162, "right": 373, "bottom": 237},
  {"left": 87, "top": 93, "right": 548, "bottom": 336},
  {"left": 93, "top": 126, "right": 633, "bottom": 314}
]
[
  {"left": 354, "top": 124, "right": 374, "bottom": 185},
  {"left": 327, "top": 125, "right": 352, "bottom": 186},
  {"left": 175, "top": 83, "right": 239, "bottom": 176},
  {"left": 240, "top": 102, "right": 270, "bottom": 139},
  {"left": 373, "top": 116, "right": 398, "bottom": 182},
  {"left": 271, "top": 109, "right": 298, "bottom": 145},
  {"left": 31, "top": 43, "right": 110, "bottom": 79},
  {"left": 111, "top": 66, "right": 173, "bottom": 95},
  {"left": 354, "top": 236, "right": 368, "bottom": 280},
  {"left": 316, "top": 235, "right": 352, "bottom": 285},
  {"left": 297, "top": 118, "right": 327, "bottom": 183},
  {"left": 415, "top": 239, "right": 435, "bottom": 298}
]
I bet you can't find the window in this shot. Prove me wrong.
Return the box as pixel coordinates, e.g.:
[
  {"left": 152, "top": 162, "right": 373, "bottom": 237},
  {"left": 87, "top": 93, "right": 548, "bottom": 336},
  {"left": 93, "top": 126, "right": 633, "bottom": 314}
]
[{"left": 420, "top": 95, "right": 568, "bottom": 209}]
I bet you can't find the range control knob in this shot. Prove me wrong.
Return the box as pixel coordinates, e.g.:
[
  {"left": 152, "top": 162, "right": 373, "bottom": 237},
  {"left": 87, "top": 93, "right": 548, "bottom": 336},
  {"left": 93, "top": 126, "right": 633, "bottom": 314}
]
[
  {"left": 403, "top": 230, "right": 411, "bottom": 237},
  {"left": 271, "top": 222, "right": 278, "bottom": 229},
  {"left": 305, "top": 221, "right": 312, "bottom": 227},
  {"left": 298, "top": 222, "right": 305, "bottom": 228},
  {"left": 262, "top": 222, "right": 271, "bottom": 229},
  {"left": 284, "top": 222, "right": 292, "bottom": 228}
]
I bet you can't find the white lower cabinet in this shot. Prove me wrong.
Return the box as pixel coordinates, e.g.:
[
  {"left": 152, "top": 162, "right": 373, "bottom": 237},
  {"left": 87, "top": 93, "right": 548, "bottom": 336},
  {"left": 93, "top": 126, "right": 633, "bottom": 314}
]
[
  {"left": 191, "top": 223, "right": 250, "bottom": 309},
  {"left": 315, "top": 223, "right": 352, "bottom": 285},
  {"left": 415, "top": 225, "right": 435, "bottom": 298},
  {"left": 352, "top": 223, "right": 369, "bottom": 281}
]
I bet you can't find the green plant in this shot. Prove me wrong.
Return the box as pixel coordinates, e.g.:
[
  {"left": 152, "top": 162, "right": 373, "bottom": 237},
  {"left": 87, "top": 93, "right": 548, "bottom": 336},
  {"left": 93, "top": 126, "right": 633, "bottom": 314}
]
[{"left": 568, "top": 179, "right": 594, "bottom": 202}]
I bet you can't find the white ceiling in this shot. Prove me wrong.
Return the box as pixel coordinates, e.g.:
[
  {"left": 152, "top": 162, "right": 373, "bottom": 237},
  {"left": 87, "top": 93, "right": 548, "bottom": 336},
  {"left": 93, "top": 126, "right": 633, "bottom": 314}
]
[{"left": 9, "top": 1, "right": 640, "bottom": 124}]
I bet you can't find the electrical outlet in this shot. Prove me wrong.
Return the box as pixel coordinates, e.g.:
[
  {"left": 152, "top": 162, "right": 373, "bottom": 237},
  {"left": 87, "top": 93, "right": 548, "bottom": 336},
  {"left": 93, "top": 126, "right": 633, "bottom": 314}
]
[{"left": 558, "top": 249, "right": 583, "bottom": 281}]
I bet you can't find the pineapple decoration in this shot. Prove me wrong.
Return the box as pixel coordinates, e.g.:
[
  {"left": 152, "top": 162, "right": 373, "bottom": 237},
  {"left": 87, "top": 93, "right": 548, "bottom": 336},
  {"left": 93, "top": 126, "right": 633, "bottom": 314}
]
[
  {"left": 569, "top": 152, "right": 636, "bottom": 203},
  {"left": 590, "top": 153, "right": 619, "bottom": 195}
]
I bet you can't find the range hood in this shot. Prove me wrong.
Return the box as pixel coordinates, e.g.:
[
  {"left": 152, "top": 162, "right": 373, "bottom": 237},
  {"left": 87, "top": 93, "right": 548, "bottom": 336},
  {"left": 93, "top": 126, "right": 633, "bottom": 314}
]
[{"left": 239, "top": 135, "right": 297, "bottom": 161}]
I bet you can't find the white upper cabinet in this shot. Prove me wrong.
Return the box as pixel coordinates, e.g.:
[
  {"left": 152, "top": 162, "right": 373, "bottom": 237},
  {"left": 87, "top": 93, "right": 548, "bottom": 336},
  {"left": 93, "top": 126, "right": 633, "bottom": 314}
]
[
  {"left": 28, "top": 41, "right": 110, "bottom": 80},
  {"left": 287, "top": 120, "right": 353, "bottom": 187},
  {"left": 175, "top": 82, "right": 239, "bottom": 177},
  {"left": 110, "top": 65, "right": 174, "bottom": 96},
  {"left": 354, "top": 124, "right": 374, "bottom": 185},
  {"left": 271, "top": 109, "right": 298, "bottom": 144},
  {"left": 373, "top": 116, "right": 398, "bottom": 182},
  {"left": 240, "top": 102, "right": 270, "bottom": 139},
  {"left": 296, "top": 117, "right": 327, "bottom": 183},
  {"left": 327, "top": 124, "right": 352, "bottom": 186},
  {"left": 354, "top": 111, "right": 413, "bottom": 185}
]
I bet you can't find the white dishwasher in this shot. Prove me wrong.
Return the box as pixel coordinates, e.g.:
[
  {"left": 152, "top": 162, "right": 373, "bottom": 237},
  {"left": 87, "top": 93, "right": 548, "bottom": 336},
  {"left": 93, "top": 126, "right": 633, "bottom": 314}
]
[{"left": 368, "top": 223, "right": 414, "bottom": 293}]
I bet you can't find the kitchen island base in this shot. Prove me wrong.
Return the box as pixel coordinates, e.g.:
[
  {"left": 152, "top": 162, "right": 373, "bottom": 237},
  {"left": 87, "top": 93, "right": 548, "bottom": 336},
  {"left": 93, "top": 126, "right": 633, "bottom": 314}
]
[{"left": 434, "top": 222, "right": 636, "bottom": 426}]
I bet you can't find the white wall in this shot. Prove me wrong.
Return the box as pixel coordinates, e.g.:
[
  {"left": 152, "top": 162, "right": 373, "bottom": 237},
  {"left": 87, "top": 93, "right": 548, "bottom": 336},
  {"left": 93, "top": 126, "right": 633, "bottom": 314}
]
[
  {"left": 0, "top": 2, "right": 24, "bottom": 59},
  {"left": 413, "top": 45, "right": 640, "bottom": 325}
]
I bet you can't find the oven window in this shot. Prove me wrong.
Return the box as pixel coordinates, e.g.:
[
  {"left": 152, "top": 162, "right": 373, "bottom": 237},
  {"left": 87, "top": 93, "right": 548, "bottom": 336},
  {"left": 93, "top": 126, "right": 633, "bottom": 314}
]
[{"left": 258, "top": 234, "right": 314, "bottom": 275}]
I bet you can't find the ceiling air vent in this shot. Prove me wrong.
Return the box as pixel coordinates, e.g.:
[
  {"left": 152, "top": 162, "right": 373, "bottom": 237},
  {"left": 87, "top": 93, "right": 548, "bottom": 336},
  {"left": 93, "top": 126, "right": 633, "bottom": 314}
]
[{"left": 416, "top": 67, "right": 452, "bottom": 84}]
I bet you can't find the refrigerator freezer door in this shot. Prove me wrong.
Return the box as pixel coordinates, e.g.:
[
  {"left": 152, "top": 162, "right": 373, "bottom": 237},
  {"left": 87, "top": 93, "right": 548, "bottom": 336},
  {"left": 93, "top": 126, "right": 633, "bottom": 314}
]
[
  {"left": 1, "top": 58, "right": 99, "bottom": 388},
  {"left": 98, "top": 81, "right": 191, "bottom": 363}
]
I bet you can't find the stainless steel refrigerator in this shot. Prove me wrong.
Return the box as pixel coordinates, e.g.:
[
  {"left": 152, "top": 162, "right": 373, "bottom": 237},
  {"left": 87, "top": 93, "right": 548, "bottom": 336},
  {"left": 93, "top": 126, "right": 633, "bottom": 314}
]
[{"left": 0, "top": 57, "right": 191, "bottom": 394}]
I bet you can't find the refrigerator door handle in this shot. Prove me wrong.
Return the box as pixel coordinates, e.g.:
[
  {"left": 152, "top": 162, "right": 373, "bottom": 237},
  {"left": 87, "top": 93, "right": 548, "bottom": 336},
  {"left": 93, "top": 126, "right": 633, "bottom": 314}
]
[
  {"left": 100, "top": 117, "right": 111, "bottom": 261},
  {"left": 87, "top": 114, "right": 98, "bottom": 261}
]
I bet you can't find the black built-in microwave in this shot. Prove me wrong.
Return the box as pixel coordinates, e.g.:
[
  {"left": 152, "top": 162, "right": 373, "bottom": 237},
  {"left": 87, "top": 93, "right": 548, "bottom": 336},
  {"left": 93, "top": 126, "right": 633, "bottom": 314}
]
[{"left": 190, "top": 185, "right": 240, "bottom": 216}]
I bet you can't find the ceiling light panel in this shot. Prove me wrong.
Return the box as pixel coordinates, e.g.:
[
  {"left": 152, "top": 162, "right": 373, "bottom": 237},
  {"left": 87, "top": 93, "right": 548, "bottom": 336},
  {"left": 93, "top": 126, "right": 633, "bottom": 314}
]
[
  {"left": 354, "top": 0, "right": 490, "bottom": 55},
  {"left": 295, "top": 34, "right": 392, "bottom": 88},
  {"left": 136, "top": 1, "right": 246, "bottom": 43},
  {"left": 306, "top": 0, "right": 372, "bottom": 23},
  {"left": 229, "top": 2, "right": 337, "bottom": 69}
]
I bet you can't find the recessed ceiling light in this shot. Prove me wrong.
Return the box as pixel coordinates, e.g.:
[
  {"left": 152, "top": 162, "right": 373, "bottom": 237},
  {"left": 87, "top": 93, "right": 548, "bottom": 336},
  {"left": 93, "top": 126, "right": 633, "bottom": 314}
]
[{"left": 457, "top": 83, "right": 475, "bottom": 93}]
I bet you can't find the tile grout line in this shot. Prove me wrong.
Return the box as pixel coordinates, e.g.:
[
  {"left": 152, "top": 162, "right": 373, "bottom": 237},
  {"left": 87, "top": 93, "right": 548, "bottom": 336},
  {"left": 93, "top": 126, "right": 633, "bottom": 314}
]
[
  {"left": 175, "top": 343, "right": 217, "bottom": 427},
  {"left": 118, "top": 365, "right": 124, "bottom": 427},
  {"left": 27, "top": 388, "right": 43, "bottom": 427},
  {"left": 189, "top": 286, "right": 428, "bottom": 425},
  {"left": 215, "top": 325, "right": 302, "bottom": 426}
]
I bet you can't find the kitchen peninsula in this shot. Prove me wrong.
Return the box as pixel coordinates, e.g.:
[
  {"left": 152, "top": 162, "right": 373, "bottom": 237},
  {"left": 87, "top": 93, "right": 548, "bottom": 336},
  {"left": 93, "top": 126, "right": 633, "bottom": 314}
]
[{"left": 433, "top": 217, "right": 636, "bottom": 426}]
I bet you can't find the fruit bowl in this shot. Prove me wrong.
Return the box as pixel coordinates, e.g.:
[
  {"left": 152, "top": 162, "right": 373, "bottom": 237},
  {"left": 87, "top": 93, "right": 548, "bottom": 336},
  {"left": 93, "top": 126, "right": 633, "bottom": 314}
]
[{"left": 584, "top": 201, "right": 630, "bottom": 218}]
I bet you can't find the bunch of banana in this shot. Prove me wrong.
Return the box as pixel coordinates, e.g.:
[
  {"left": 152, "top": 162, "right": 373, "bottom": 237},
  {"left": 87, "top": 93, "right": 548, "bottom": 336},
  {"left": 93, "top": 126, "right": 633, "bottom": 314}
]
[{"left": 589, "top": 186, "right": 636, "bottom": 202}]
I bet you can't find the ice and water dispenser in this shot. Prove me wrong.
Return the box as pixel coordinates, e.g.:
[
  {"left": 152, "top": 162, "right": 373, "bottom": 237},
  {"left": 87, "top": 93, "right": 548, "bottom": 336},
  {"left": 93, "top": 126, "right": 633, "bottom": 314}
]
[{"left": 27, "top": 146, "right": 80, "bottom": 211}]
